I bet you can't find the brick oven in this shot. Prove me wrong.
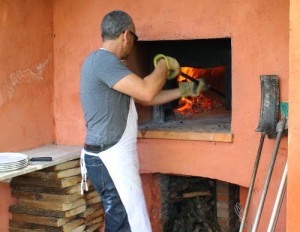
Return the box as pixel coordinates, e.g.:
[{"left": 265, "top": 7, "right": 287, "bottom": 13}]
[
  {"left": 131, "top": 38, "right": 231, "bottom": 125},
  {"left": 126, "top": 39, "right": 240, "bottom": 231},
  {"left": 128, "top": 39, "right": 233, "bottom": 143}
]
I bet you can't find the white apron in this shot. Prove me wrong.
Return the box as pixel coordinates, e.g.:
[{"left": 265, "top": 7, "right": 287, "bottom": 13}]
[{"left": 80, "top": 98, "right": 152, "bottom": 232}]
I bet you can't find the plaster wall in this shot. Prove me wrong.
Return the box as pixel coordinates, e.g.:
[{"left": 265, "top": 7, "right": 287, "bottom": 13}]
[
  {"left": 0, "top": 0, "right": 54, "bottom": 151},
  {"left": 287, "top": 0, "right": 300, "bottom": 231},
  {"left": 0, "top": 0, "right": 292, "bottom": 231},
  {"left": 53, "top": 1, "right": 288, "bottom": 230},
  {"left": 0, "top": 1, "right": 54, "bottom": 231}
]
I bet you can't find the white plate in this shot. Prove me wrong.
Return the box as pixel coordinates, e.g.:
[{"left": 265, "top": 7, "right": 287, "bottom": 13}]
[
  {"left": 0, "top": 158, "right": 28, "bottom": 166},
  {"left": 0, "top": 153, "right": 28, "bottom": 165},
  {"left": 0, "top": 164, "right": 28, "bottom": 172},
  {"left": 0, "top": 161, "right": 28, "bottom": 168}
]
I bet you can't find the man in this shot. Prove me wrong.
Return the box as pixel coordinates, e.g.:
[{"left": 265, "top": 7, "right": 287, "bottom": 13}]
[{"left": 80, "top": 10, "right": 204, "bottom": 232}]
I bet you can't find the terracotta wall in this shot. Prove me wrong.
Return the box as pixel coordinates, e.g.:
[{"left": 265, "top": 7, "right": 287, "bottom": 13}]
[
  {"left": 53, "top": 1, "right": 288, "bottom": 230},
  {"left": 0, "top": 0, "right": 294, "bottom": 231},
  {"left": 0, "top": 0, "right": 54, "bottom": 151},
  {"left": 0, "top": 1, "right": 54, "bottom": 231},
  {"left": 287, "top": 0, "right": 300, "bottom": 231}
]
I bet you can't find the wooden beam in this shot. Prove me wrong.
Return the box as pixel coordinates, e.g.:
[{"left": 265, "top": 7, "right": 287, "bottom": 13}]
[{"left": 138, "top": 130, "right": 233, "bottom": 142}]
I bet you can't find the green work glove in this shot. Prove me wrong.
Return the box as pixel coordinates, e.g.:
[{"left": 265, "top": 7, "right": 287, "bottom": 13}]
[
  {"left": 153, "top": 54, "right": 180, "bottom": 79},
  {"left": 179, "top": 79, "right": 207, "bottom": 98}
]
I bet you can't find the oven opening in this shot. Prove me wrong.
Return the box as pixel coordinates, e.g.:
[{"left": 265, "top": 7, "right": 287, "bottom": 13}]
[
  {"left": 128, "top": 38, "right": 232, "bottom": 136},
  {"left": 158, "top": 174, "right": 240, "bottom": 232}
]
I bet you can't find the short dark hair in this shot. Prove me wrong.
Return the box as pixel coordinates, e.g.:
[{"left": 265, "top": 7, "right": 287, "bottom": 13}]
[{"left": 101, "top": 10, "right": 134, "bottom": 41}]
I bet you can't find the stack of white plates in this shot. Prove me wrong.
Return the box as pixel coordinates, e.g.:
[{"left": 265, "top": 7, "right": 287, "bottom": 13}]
[{"left": 0, "top": 153, "right": 29, "bottom": 172}]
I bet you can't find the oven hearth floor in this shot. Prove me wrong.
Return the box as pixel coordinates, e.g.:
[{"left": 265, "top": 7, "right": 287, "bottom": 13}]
[{"left": 138, "top": 110, "right": 232, "bottom": 142}]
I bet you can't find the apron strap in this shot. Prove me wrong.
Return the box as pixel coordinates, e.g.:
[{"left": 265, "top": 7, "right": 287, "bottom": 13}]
[{"left": 80, "top": 149, "right": 99, "bottom": 194}]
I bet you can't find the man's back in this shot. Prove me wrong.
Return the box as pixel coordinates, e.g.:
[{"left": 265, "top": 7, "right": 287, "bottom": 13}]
[{"left": 80, "top": 49, "right": 131, "bottom": 145}]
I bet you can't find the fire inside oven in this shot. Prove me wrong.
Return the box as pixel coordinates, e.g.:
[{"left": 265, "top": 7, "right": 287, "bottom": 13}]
[{"left": 128, "top": 38, "right": 232, "bottom": 131}]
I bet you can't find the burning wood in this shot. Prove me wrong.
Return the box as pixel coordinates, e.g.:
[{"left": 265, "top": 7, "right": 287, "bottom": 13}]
[
  {"left": 174, "top": 66, "right": 225, "bottom": 118},
  {"left": 174, "top": 95, "right": 222, "bottom": 117}
]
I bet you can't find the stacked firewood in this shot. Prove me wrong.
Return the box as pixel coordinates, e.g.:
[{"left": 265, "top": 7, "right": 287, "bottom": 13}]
[
  {"left": 80, "top": 183, "right": 104, "bottom": 231},
  {"left": 9, "top": 159, "right": 104, "bottom": 232},
  {"left": 163, "top": 175, "right": 221, "bottom": 232}
]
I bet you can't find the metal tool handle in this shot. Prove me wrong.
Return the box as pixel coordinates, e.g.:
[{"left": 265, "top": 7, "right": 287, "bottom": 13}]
[
  {"left": 239, "top": 132, "right": 266, "bottom": 232},
  {"left": 180, "top": 72, "right": 199, "bottom": 83},
  {"left": 251, "top": 117, "right": 287, "bottom": 232},
  {"left": 267, "top": 163, "right": 287, "bottom": 232}
]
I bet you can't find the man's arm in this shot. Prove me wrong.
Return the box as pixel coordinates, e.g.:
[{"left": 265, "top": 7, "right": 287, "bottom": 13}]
[
  {"left": 135, "top": 89, "right": 181, "bottom": 106},
  {"left": 112, "top": 60, "right": 168, "bottom": 102}
]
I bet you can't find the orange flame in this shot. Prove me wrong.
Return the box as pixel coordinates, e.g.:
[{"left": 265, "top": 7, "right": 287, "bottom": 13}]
[
  {"left": 174, "top": 95, "right": 219, "bottom": 116},
  {"left": 174, "top": 66, "right": 225, "bottom": 117},
  {"left": 176, "top": 98, "right": 193, "bottom": 113},
  {"left": 178, "top": 67, "right": 201, "bottom": 82}
]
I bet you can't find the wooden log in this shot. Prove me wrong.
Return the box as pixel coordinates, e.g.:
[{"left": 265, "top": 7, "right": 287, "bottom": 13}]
[
  {"left": 10, "top": 218, "right": 85, "bottom": 232},
  {"left": 44, "top": 159, "right": 80, "bottom": 171},
  {"left": 12, "top": 191, "right": 82, "bottom": 203},
  {"left": 182, "top": 191, "right": 211, "bottom": 198},
  {"left": 85, "top": 190, "right": 100, "bottom": 200},
  {"left": 85, "top": 222, "right": 102, "bottom": 232},
  {"left": 9, "top": 204, "right": 86, "bottom": 218},
  {"left": 87, "top": 202, "right": 102, "bottom": 209},
  {"left": 169, "top": 190, "right": 211, "bottom": 203},
  {"left": 86, "top": 180, "right": 94, "bottom": 190},
  {"left": 17, "top": 198, "right": 86, "bottom": 211},
  {"left": 11, "top": 175, "right": 81, "bottom": 188},
  {"left": 10, "top": 183, "right": 81, "bottom": 194},
  {"left": 83, "top": 208, "right": 104, "bottom": 222},
  {"left": 23, "top": 167, "right": 81, "bottom": 180},
  {"left": 86, "top": 196, "right": 101, "bottom": 205},
  {"left": 60, "top": 218, "right": 85, "bottom": 231},
  {"left": 11, "top": 213, "right": 76, "bottom": 227},
  {"left": 70, "top": 224, "right": 86, "bottom": 232},
  {"left": 9, "top": 228, "right": 43, "bottom": 232},
  {"left": 169, "top": 183, "right": 189, "bottom": 193},
  {"left": 8, "top": 159, "right": 98, "bottom": 232},
  {"left": 79, "top": 205, "right": 100, "bottom": 219},
  {"left": 86, "top": 216, "right": 103, "bottom": 226},
  {"left": 9, "top": 227, "right": 46, "bottom": 232}
]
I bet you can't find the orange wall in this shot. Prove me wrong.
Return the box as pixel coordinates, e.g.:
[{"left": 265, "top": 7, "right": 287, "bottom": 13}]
[
  {"left": 287, "top": 0, "right": 300, "bottom": 231},
  {"left": 0, "top": 0, "right": 293, "bottom": 231},
  {"left": 0, "top": 0, "right": 54, "bottom": 151},
  {"left": 0, "top": 182, "right": 17, "bottom": 232},
  {"left": 53, "top": 1, "right": 288, "bottom": 230},
  {"left": 0, "top": 1, "right": 54, "bottom": 231}
]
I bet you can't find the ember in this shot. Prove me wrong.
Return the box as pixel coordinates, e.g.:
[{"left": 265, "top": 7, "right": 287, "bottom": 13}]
[
  {"left": 174, "top": 95, "right": 222, "bottom": 117},
  {"left": 174, "top": 66, "right": 225, "bottom": 118}
]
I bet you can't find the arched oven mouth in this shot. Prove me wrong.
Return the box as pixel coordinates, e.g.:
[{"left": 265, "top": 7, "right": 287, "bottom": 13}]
[{"left": 128, "top": 38, "right": 232, "bottom": 141}]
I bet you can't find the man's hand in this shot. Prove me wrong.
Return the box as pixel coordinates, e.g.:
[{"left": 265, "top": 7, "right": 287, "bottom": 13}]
[
  {"left": 179, "top": 79, "right": 208, "bottom": 98},
  {"left": 153, "top": 54, "right": 180, "bottom": 79}
]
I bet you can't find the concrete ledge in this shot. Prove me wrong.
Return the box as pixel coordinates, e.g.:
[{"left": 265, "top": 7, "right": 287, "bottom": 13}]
[{"left": 0, "top": 144, "right": 82, "bottom": 182}]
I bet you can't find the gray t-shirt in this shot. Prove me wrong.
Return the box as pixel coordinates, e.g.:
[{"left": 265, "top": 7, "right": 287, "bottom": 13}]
[{"left": 80, "top": 49, "right": 132, "bottom": 145}]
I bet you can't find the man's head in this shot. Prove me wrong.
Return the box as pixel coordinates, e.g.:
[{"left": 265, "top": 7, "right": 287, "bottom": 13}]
[{"left": 101, "top": 10, "right": 136, "bottom": 42}]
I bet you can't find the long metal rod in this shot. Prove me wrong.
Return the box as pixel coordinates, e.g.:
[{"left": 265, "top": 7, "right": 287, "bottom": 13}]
[
  {"left": 180, "top": 72, "right": 199, "bottom": 84},
  {"left": 239, "top": 132, "right": 266, "bottom": 232},
  {"left": 267, "top": 163, "right": 287, "bottom": 232},
  {"left": 251, "top": 117, "right": 287, "bottom": 232}
]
